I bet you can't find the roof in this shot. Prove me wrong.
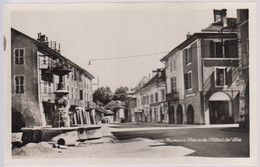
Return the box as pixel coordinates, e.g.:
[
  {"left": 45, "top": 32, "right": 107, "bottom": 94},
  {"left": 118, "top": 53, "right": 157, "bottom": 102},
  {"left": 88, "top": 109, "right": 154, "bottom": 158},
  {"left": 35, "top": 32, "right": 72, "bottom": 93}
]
[
  {"left": 104, "top": 110, "right": 114, "bottom": 115},
  {"left": 141, "top": 69, "right": 166, "bottom": 89},
  {"left": 11, "top": 28, "right": 94, "bottom": 80},
  {"left": 104, "top": 101, "right": 125, "bottom": 109},
  {"left": 95, "top": 106, "right": 106, "bottom": 113},
  {"left": 160, "top": 32, "right": 237, "bottom": 62},
  {"left": 160, "top": 17, "right": 237, "bottom": 62},
  {"left": 202, "top": 18, "right": 237, "bottom": 32}
]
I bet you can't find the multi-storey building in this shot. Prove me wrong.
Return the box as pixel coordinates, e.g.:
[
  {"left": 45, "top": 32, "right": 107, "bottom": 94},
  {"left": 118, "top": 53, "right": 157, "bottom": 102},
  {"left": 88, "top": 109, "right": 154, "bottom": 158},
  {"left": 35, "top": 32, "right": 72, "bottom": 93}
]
[
  {"left": 11, "top": 28, "right": 95, "bottom": 132},
  {"left": 161, "top": 9, "right": 240, "bottom": 125},
  {"left": 237, "top": 9, "right": 249, "bottom": 128},
  {"left": 125, "top": 90, "right": 137, "bottom": 122},
  {"left": 130, "top": 69, "right": 167, "bottom": 123}
]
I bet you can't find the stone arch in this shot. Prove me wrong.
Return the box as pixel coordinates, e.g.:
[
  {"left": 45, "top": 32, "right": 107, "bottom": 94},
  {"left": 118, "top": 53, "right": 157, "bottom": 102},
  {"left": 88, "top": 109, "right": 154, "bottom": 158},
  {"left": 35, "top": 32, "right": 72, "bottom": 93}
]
[
  {"left": 186, "top": 105, "right": 194, "bottom": 124},
  {"left": 12, "top": 108, "right": 25, "bottom": 132},
  {"left": 176, "top": 104, "right": 183, "bottom": 124},
  {"left": 169, "top": 105, "right": 175, "bottom": 124},
  {"left": 209, "top": 91, "right": 232, "bottom": 124}
]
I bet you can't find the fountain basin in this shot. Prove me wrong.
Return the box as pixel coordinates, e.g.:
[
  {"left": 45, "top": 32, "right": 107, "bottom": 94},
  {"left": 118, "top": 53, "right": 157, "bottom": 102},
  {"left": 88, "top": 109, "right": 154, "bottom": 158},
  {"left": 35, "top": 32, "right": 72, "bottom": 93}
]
[{"left": 21, "top": 125, "right": 102, "bottom": 145}]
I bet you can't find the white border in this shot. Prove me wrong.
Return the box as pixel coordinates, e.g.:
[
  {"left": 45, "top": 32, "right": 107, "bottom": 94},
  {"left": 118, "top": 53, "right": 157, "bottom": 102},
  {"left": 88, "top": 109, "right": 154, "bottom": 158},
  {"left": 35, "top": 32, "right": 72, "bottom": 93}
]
[{"left": 2, "top": 1, "right": 258, "bottom": 166}]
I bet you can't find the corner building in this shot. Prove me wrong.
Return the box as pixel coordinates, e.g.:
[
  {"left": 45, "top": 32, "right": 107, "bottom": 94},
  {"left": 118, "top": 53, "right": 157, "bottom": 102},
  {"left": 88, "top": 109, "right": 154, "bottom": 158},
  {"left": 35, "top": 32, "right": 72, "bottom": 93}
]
[{"left": 161, "top": 9, "right": 240, "bottom": 125}]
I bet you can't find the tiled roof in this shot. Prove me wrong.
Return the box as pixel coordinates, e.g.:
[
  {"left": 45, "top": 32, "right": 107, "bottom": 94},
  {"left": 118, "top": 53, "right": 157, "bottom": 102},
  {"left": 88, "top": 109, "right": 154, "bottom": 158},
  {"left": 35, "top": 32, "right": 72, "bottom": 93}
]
[
  {"left": 104, "top": 101, "right": 125, "bottom": 109},
  {"left": 160, "top": 18, "right": 237, "bottom": 62},
  {"left": 104, "top": 110, "right": 114, "bottom": 115},
  {"left": 11, "top": 28, "right": 94, "bottom": 79},
  {"left": 202, "top": 18, "right": 237, "bottom": 32},
  {"left": 138, "top": 69, "right": 166, "bottom": 91}
]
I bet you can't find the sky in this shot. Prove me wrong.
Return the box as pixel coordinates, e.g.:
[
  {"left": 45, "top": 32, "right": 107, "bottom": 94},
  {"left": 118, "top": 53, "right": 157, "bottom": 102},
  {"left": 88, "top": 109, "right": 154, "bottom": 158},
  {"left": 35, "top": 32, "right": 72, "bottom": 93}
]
[{"left": 11, "top": 3, "right": 239, "bottom": 92}]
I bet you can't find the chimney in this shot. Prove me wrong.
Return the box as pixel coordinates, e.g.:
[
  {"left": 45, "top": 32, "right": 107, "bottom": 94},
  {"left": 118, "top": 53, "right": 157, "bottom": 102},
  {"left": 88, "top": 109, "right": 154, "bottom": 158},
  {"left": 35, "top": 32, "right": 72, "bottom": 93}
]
[
  {"left": 58, "top": 43, "right": 61, "bottom": 53},
  {"left": 37, "top": 33, "right": 41, "bottom": 40},
  {"left": 44, "top": 36, "right": 49, "bottom": 46},
  {"left": 213, "top": 9, "right": 227, "bottom": 26},
  {"left": 186, "top": 32, "right": 192, "bottom": 39}
]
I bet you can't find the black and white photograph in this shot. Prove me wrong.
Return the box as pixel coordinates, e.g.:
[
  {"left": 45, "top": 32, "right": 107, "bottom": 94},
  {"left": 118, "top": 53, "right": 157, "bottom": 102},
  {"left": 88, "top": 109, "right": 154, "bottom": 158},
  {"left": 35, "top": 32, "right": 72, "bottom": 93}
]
[{"left": 2, "top": 1, "right": 258, "bottom": 166}]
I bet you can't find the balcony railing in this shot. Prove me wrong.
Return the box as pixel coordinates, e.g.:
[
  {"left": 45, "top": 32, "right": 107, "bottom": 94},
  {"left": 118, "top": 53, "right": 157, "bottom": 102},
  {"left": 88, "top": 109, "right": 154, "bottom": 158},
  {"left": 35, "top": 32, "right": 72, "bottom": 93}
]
[{"left": 166, "top": 92, "right": 179, "bottom": 101}]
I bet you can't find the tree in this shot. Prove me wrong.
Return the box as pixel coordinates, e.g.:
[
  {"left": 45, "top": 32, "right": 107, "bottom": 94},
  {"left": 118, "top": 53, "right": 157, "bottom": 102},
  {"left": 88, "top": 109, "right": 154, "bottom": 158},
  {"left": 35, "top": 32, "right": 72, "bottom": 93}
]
[
  {"left": 93, "top": 87, "right": 113, "bottom": 105},
  {"left": 113, "top": 86, "right": 129, "bottom": 102}
]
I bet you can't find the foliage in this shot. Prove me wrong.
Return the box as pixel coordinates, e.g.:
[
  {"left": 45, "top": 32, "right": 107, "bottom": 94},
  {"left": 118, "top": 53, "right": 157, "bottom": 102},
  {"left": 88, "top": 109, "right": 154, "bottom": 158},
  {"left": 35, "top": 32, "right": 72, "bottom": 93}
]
[
  {"left": 113, "top": 86, "right": 129, "bottom": 102},
  {"left": 93, "top": 87, "right": 113, "bottom": 105}
]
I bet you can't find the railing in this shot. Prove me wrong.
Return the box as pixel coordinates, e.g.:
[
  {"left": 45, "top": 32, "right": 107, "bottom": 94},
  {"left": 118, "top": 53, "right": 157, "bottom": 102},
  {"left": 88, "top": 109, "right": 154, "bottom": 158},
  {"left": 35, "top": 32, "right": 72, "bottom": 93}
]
[{"left": 166, "top": 92, "right": 179, "bottom": 101}]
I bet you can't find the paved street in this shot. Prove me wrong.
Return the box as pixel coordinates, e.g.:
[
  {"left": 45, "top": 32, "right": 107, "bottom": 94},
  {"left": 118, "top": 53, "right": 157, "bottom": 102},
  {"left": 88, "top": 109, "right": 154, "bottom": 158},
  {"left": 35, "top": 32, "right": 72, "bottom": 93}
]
[
  {"left": 12, "top": 124, "right": 249, "bottom": 158},
  {"left": 110, "top": 123, "right": 249, "bottom": 157}
]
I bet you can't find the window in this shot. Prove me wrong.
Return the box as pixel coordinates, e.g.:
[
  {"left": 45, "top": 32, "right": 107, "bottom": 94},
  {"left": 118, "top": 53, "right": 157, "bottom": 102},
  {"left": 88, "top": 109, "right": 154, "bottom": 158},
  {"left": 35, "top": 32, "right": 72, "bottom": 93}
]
[
  {"left": 215, "top": 68, "right": 227, "bottom": 87},
  {"left": 170, "top": 59, "right": 173, "bottom": 72},
  {"left": 15, "top": 76, "right": 24, "bottom": 94},
  {"left": 184, "top": 48, "right": 192, "bottom": 65},
  {"left": 147, "top": 96, "right": 149, "bottom": 104},
  {"left": 210, "top": 41, "right": 230, "bottom": 58},
  {"left": 173, "top": 59, "right": 176, "bottom": 71},
  {"left": 171, "top": 77, "right": 177, "bottom": 93},
  {"left": 14, "top": 49, "right": 25, "bottom": 65},
  {"left": 150, "top": 95, "right": 154, "bottom": 103},
  {"left": 155, "top": 93, "right": 158, "bottom": 102},
  {"left": 184, "top": 72, "right": 192, "bottom": 90},
  {"left": 43, "top": 81, "right": 47, "bottom": 93},
  {"left": 161, "top": 90, "right": 165, "bottom": 101},
  {"left": 71, "top": 69, "right": 74, "bottom": 81},
  {"left": 71, "top": 87, "right": 74, "bottom": 99},
  {"left": 75, "top": 88, "right": 78, "bottom": 99},
  {"left": 80, "top": 90, "right": 83, "bottom": 100}
]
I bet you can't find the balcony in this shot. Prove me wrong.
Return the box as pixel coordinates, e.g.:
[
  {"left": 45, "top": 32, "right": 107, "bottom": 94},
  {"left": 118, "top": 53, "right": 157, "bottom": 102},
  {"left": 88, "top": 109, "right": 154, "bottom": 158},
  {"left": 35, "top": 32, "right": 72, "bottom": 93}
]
[{"left": 166, "top": 92, "right": 179, "bottom": 101}]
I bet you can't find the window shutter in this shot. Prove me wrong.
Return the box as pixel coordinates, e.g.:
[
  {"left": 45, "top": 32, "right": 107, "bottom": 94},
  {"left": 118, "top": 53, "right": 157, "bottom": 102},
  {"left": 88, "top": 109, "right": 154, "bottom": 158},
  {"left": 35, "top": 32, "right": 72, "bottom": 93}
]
[
  {"left": 210, "top": 41, "right": 215, "bottom": 58},
  {"left": 15, "top": 50, "right": 19, "bottom": 64},
  {"left": 224, "top": 41, "right": 229, "bottom": 58},
  {"left": 225, "top": 68, "right": 228, "bottom": 86},
  {"left": 216, "top": 42, "right": 223, "bottom": 58},
  {"left": 20, "top": 50, "right": 24, "bottom": 64},
  {"left": 189, "top": 47, "right": 192, "bottom": 63},
  {"left": 183, "top": 50, "right": 187, "bottom": 65},
  {"left": 184, "top": 74, "right": 188, "bottom": 89}
]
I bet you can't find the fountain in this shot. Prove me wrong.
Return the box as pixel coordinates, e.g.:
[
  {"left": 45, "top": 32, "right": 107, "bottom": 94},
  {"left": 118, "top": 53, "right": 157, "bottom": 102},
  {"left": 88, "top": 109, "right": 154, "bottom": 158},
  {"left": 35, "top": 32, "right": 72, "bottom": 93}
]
[
  {"left": 51, "top": 60, "right": 71, "bottom": 127},
  {"left": 21, "top": 59, "right": 102, "bottom": 145}
]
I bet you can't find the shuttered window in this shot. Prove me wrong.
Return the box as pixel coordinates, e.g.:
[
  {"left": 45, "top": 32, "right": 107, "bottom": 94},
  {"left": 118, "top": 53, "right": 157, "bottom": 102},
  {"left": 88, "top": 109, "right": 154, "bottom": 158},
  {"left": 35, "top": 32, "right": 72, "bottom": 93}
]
[
  {"left": 215, "top": 68, "right": 227, "bottom": 86},
  {"left": 184, "top": 72, "right": 192, "bottom": 90},
  {"left": 210, "top": 41, "right": 230, "bottom": 58}
]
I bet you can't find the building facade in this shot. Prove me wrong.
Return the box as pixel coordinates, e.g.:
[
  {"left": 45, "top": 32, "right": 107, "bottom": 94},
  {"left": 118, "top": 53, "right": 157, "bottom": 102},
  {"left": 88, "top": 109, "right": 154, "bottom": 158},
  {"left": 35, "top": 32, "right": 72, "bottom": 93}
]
[
  {"left": 161, "top": 9, "right": 240, "bottom": 125},
  {"left": 130, "top": 69, "right": 167, "bottom": 123},
  {"left": 12, "top": 28, "right": 95, "bottom": 132},
  {"left": 237, "top": 9, "right": 249, "bottom": 128}
]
